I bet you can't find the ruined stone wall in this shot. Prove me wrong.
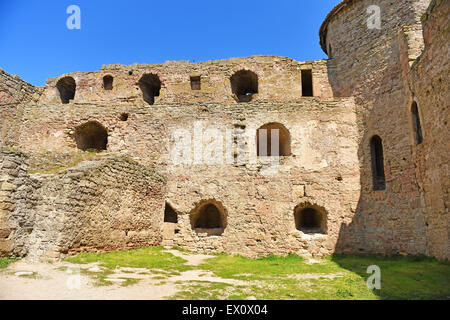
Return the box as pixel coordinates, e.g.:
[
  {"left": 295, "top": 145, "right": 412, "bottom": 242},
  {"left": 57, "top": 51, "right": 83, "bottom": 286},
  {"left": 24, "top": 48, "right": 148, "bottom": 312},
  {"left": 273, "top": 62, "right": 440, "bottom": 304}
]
[
  {"left": 7, "top": 93, "right": 360, "bottom": 258},
  {"left": 0, "top": 69, "right": 39, "bottom": 106},
  {"left": 38, "top": 56, "right": 333, "bottom": 106},
  {"left": 0, "top": 150, "right": 35, "bottom": 257},
  {"left": 0, "top": 149, "right": 166, "bottom": 259},
  {"left": 164, "top": 100, "right": 360, "bottom": 257},
  {"left": 406, "top": 0, "right": 449, "bottom": 260},
  {"left": 0, "top": 70, "right": 42, "bottom": 148}
]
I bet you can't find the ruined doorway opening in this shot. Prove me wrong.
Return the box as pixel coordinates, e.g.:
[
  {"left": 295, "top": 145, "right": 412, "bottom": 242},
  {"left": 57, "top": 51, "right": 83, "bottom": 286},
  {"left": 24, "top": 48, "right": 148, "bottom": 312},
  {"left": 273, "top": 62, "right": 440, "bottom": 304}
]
[
  {"left": 56, "top": 76, "right": 76, "bottom": 104},
  {"left": 164, "top": 202, "right": 178, "bottom": 223},
  {"left": 411, "top": 102, "right": 423, "bottom": 145},
  {"left": 257, "top": 123, "right": 291, "bottom": 156},
  {"left": 370, "top": 135, "right": 385, "bottom": 190},
  {"left": 301, "top": 69, "right": 313, "bottom": 97},
  {"left": 139, "top": 73, "right": 161, "bottom": 105},
  {"left": 103, "top": 75, "right": 113, "bottom": 90},
  {"left": 294, "top": 204, "right": 327, "bottom": 234},
  {"left": 230, "top": 70, "right": 258, "bottom": 102},
  {"left": 190, "top": 201, "right": 227, "bottom": 236},
  {"left": 74, "top": 121, "right": 108, "bottom": 151}
]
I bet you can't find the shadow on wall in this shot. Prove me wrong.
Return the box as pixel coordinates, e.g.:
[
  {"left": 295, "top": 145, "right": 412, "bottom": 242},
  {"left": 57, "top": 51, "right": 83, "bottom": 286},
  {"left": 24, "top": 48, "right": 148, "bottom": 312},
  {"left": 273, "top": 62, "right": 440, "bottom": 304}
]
[{"left": 327, "top": 1, "right": 434, "bottom": 261}]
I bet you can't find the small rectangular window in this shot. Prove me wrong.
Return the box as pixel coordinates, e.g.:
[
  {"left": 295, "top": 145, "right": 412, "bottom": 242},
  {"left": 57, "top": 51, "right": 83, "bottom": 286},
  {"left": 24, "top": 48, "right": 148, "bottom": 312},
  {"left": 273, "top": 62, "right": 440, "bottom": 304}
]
[
  {"left": 301, "top": 69, "right": 313, "bottom": 97},
  {"left": 190, "top": 76, "right": 201, "bottom": 90}
]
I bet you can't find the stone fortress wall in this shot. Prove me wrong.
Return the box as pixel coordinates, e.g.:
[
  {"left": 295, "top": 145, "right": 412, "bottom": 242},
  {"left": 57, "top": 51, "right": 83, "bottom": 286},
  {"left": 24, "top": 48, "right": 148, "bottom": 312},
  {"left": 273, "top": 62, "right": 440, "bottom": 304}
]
[{"left": 0, "top": 0, "right": 448, "bottom": 260}]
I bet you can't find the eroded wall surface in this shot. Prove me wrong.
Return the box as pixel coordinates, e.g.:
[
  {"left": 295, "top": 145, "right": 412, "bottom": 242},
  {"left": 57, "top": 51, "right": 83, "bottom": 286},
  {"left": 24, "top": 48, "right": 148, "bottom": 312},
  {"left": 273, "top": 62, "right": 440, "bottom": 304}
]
[
  {"left": 0, "top": 150, "right": 166, "bottom": 259},
  {"left": 406, "top": 0, "right": 449, "bottom": 259}
]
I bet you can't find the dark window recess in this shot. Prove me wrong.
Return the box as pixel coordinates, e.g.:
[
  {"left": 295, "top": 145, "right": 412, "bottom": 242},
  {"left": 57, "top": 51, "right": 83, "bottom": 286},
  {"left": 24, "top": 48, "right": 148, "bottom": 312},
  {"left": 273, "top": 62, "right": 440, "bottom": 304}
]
[
  {"left": 295, "top": 208, "right": 325, "bottom": 234},
  {"left": 119, "top": 113, "right": 129, "bottom": 121},
  {"left": 230, "top": 70, "right": 258, "bottom": 102},
  {"left": 164, "top": 203, "right": 178, "bottom": 223},
  {"left": 194, "top": 203, "right": 222, "bottom": 229},
  {"left": 56, "top": 76, "right": 76, "bottom": 104},
  {"left": 138, "top": 73, "right": 161, "bottom": 105},
  {"left": 370, "top": 135, "right": 386, "bottom": 190},
  {"left": 190, "top": 76, "right": 201, "bottom": 90},
  {"left": 74, "top": 121, "right": 108, "bottom": 151},
  {"left": 103, "top": 75, "right": 113, "bottom": 90},
  {"left": 301, "top": 69, "right": 313, "bottom": 97},
  {"left": 411, "top": 102, "right": 423, "bottom": 145}
]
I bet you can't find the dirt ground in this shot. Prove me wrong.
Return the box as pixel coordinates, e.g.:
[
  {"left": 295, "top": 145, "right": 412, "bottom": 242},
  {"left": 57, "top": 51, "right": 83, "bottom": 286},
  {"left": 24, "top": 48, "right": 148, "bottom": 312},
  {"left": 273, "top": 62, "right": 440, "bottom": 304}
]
[{"left": 0, "top": 249, "right": 240, "bottom": 300}]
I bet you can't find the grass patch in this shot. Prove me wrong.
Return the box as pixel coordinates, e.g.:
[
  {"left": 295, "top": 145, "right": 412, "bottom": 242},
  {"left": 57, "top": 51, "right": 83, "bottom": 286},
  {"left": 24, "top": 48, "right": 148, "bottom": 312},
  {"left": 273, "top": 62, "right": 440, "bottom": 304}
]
[
  {"left": 0, "top": 257, "right": 16, "bottom": 269},
  {"left": 64, "top": 246, "right": 191, "bottom": 273},
  {"left": 62, "top": 246, "right": 450, "bottom": 299},
  {"left": 331, "top": 254, "right": 450, "bottom": 300},
  {"left": 197, "top": 253, "right": 340, "bottom": 280},
  {"left": 191, "top": 253, "right": 450, "bottom": 299},
  {"left": 27, "top": 151, "right": 104, "bottom": 174}
]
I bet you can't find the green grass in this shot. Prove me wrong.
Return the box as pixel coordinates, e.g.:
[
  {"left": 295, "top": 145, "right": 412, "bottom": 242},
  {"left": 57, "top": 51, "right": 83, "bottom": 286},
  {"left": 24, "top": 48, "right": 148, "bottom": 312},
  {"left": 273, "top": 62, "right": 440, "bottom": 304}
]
[
  {"left": 197, "top": 253, "right": 341, "bottom": 280},
  {"left": 64, "top": 246, "right": 191, "bottom": 272},
  {"left": 62, "top": 246, "right": 450, "bottom": 300},
  {"left": 183, "top": 252, "right": 450, "bottom": 300},
  {"left": 0, "top": 257, "right": 16, "bottom": 269},
  {"left": 331, "top": 254, "right": 450, "bottom": 300},
  {"left": 27, "top": 151, "right": 104, "bottom": 174}
]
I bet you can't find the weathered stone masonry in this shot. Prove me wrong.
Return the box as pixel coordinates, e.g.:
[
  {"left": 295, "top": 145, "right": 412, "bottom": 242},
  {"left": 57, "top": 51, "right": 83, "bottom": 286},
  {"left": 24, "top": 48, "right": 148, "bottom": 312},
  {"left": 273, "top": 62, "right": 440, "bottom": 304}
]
[{"left": 0, "top": 0, "right": 448, "bottom": 260}]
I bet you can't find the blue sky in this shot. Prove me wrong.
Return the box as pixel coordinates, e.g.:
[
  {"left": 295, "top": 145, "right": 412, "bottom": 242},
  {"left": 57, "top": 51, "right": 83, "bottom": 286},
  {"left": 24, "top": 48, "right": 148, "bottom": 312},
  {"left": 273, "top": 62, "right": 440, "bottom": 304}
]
[{"left": 0, "top": 1, "right": 339, "bottom": 86}]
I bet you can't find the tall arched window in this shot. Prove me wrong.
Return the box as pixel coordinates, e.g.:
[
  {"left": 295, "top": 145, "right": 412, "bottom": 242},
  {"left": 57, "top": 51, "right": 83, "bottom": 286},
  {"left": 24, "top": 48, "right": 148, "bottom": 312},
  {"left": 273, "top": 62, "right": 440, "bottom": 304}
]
[
  {"left": 103, "top": 75, "right": 113, "bottom": 90},
  {"left": 139, "top": 73, "right": 161, "bottom": 105},
  {"left": 56, "top": 76, "right": 76, "bottom": 104},
  {"left": 230, "top": 70, "right": 258, "bottom": 102},
  {"left": 370, "top": 135, "right": 385, "bottom": 190},
  {"left": 257, "top": 123, "right": 291, "bottom": 156},
  {"left": 411, "top": 102, "right": 423, "bottom": 145},
  {"left": 74, "top": 121, "right": 108, "bottom": 151}
]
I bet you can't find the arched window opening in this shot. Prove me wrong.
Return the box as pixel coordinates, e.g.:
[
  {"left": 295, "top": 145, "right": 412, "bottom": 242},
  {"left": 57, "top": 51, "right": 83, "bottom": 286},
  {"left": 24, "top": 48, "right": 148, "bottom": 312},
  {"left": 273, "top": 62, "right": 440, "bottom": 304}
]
[
  {"left": 301, "top": 69, "right": 313, "bottom": 97},
  {"left": 370, "top": 135, "right": 385, "bottom": 190},
  {"left": 294, "top": 205, "right": 327, "bottom": 234},
  {"left": 103, "top": 75, "right": 113, "bottom": 90},
  {"left": 230, "top": 70, "right": 258, "bottom": 102},
  {"left": 139, "top": 73, "right": 161, "bottom": 105},
  {"left": 190, "top": 201, "right": 227, "bottom": 236},
  {"left": 164, "top": 202, "right": 178, "bottom": 223},
  {"left": 257, "top": 123, "right": 291, "bottom": 156},
  {"left": 411, "top": 102, "right": 423, "bottom": 145},
  {"left": 56, "top": 76, "right": 76, "bottom": 104},
  {"left": 74, "top": 121, "right": 108, "bottom": 151}
]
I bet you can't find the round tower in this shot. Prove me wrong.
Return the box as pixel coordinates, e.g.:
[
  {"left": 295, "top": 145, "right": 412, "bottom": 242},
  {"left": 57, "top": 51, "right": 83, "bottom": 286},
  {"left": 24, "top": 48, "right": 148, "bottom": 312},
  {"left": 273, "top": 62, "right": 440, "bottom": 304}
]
[
  {"left": 319, "top": 0, "right": 431, "bottom": 99},
  {"left": 319, "top": 0, "right": 433, "bottom": 257}
]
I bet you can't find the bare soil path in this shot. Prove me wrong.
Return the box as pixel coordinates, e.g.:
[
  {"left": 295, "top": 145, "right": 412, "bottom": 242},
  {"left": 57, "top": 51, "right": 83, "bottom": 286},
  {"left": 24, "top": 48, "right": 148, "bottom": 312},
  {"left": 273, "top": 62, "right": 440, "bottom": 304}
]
[{"left": 0, "top": 249, "right": 244, "bottom": 300}]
